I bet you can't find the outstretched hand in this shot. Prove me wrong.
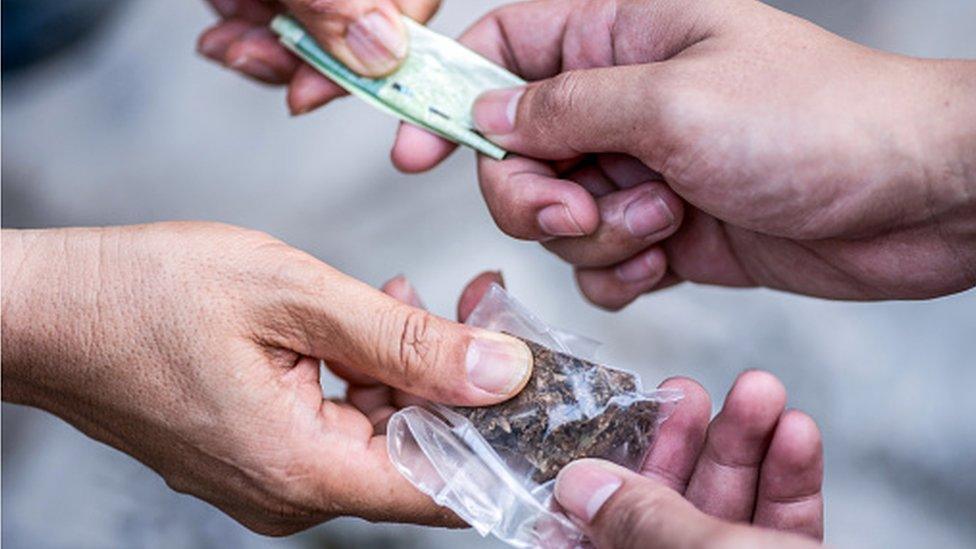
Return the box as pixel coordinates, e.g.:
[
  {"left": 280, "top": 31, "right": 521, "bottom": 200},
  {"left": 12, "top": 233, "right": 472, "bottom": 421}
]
[
  {"left": 1, "top": 223, "right": 531, "bottom": 534},
  {"left": 395, "top": 271, "right": 824, "bottom": 548}
]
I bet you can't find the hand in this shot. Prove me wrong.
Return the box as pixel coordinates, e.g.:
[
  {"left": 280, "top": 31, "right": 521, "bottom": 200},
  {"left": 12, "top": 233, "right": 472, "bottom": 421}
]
[
  {"left": 0, "top": 222, "right": 532, "bottom": 535},
  {"left": 393, "top": 0, "right": 976, "bottom": 307},
  {"left": 196, "top": 0, "right": 441, "bottom": 114},
  {"left": 554, "top": 371, "right": 823, "bottom": 549},
  {"left": 399, "top": 270, "right": 823, "bottom": 547}
]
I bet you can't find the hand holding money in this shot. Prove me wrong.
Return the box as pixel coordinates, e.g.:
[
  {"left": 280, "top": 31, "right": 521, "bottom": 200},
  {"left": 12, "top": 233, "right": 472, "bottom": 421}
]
[
  {"left": 197, "top": 0, "right": 441, "bottom": 114},
  {"left": 394, "top": 0, "right": 976, "bottom": 307}
]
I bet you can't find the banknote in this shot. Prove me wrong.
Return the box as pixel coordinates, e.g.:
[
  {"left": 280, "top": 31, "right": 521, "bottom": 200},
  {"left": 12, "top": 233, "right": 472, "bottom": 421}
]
[{"left": 271, "top": 15, "right": 525, "bottom": 160}]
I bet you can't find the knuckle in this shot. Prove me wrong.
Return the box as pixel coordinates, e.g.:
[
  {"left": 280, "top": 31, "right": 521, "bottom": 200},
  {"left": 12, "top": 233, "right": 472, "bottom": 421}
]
[
  {"left": 392, "top": 308, "right": 443, "bottom": 389},
  {"left": 300, "top": 0, "right": 364, "bottom": 34},
  {"left": 532, "top": 71, "right": 585, "bottom": 129},
  {"left": 301, "top": 0, "right": 345, "bottom": 17},
  {"left": 599, "top": 490, "right": 658, "bottom": 548}
]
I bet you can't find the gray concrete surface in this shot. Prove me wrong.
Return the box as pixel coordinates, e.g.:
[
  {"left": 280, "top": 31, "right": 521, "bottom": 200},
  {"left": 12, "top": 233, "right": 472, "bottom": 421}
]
[{"left": 3, "top": 1, "right": 975, "bottom": 548}]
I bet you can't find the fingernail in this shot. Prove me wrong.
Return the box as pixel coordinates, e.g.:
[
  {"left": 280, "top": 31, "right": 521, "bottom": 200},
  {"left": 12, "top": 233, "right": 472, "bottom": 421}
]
[
  {"left": 211, "top": 0, "right": 238, "bottom": 17},
  {"left": 555, "top": 461, "right": 623, "bottom": 524},
  {"left": 473, "top": 88, "right": 523, "bottom": 134},
  {"left": 466, "top": 332, "right": 532, "bottom": 396},
  {"left": 623, "top": 193, "right": 673, "bottom": 238},
  {"left": 616, "top": 249, "right": 662, "bottom": 283},
  {"left": 346, "top": 10, "right": 407, "bottom": 74},
  {"left": 230, "top": 54, "right": 278, "bottom": 81},
  {"left": 538, "top": 204, "right": 586, "bottom": 237}
]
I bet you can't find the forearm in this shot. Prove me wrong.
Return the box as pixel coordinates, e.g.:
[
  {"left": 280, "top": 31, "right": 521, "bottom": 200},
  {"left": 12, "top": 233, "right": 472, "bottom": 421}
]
[{"left": 1, "top": 227, "right": 114, "bottom": 408}]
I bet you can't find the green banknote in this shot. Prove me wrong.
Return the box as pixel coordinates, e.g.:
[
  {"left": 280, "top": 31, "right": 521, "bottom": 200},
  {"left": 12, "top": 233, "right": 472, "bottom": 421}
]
[{"left": 271, "top": 15, "right": 525, "bottom": 160}]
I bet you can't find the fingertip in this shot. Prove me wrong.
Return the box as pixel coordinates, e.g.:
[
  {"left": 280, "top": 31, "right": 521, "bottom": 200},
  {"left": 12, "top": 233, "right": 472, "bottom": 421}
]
[
  {"left": 658, "top": 377, "right": 711, "bottom": 421},
  {"left": 457, "top": 271, "right": 505, "bottom": 321},
  {"left": 381, "top": 274, "right": 424, "bottom": 308},
  {"left": 641, "top": 377, "right": 711, "bottom": 489},
  {"left": 726, "top": 370, "right": 788, "bottom": 417},
  {"left": 196, "top": 20, "right": 252, "bottom": 62},
  {"left": 575, "top": 248, "right": 668, "bottom": 311},
  {"left": 768, "top": 410, "right": 823, "bottom": 473},
  {"left": 287, "top": 65, "right": 346, "bottom": 115},
  {"left": 463, "top": 330, "right": 533, "bottom": 404},
  {"left": 224, "top": 29, "right": 297, "bottom": 84},
  {"left": 391, "top": 123, "right": 456, "bottom": 173},
  {"left": 381, "top": 274, "right": 410, "bottom": 297}
]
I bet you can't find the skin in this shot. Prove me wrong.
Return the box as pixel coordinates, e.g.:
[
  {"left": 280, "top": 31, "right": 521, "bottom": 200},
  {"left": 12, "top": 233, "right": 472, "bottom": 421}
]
[
  {"left": 1, "top": 223, "right": 535, "bottom": 534},
  {"left": 2, "top": 225, "right": 823, "bottom": 543},
  {"left": 416, "top": 272, "right": 826, "bottom": 547},
  {"left": 390, "top": 0, "right": 976, "bottom": 308},
  {"left": 196, "top": 0, "right": 442, "bottom": 113}
]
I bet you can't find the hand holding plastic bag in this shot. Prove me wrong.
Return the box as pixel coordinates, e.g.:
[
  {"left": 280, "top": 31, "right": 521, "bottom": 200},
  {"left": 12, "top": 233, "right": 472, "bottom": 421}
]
[{"left": 388, "top": 284, "right": 681, "bottom": 548}]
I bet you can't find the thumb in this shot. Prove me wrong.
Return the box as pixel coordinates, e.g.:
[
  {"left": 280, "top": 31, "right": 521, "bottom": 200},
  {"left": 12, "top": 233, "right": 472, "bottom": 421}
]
[
  {"left": 472, "top": 64, "right": 668, "bottom": 161},
  {"left": 555, "top": 460, "right": 820, "bottom": 549},
  {"left": 283, "top": 0, "right": 408, "bottom": 77},
  {"left": 291, "top": 271, "right": 533, "bottom": 406}
]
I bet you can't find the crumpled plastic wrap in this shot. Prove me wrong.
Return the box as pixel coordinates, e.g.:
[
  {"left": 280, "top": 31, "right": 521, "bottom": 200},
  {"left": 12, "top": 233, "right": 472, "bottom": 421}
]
[{"left": 387, "top": 285, "right": 681, "bottom": 548}]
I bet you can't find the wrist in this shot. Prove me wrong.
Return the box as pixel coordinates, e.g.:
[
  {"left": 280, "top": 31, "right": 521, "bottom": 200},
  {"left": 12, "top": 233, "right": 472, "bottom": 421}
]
[
  {"left": 921, "top": 59, "right": 976, "bottom": 276},
  {"left": 917, "top": 59, "right": 976, "bottom": 199},
  {"left": 1, "top": 227, "right": 119, "bottom": 407}
]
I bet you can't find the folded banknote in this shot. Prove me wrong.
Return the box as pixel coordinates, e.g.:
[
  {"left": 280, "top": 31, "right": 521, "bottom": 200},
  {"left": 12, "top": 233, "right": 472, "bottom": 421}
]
[{"left": 271, "top": 15, "right": 525, "bottom": 160}]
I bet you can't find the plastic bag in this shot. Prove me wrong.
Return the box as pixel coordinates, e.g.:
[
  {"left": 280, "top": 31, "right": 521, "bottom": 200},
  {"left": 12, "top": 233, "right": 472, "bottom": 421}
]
[{"left": 387, "top": 285, "right": 681, "bottom": 548}]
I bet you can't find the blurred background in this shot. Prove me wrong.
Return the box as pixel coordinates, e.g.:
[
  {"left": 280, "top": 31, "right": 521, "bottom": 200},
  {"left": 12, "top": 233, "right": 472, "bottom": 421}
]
[{"left": 2, "top": 1, "right": 975, "bottom": 547}]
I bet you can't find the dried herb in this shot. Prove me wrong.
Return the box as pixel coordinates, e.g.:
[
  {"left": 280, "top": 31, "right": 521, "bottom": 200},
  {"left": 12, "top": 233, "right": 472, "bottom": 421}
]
[{"left": 455, "top": 337, "right": 663, "bottom": 483}]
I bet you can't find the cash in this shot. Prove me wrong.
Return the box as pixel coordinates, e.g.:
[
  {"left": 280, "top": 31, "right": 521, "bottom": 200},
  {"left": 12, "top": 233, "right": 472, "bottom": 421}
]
[{"left": 271, "top": 15, "right": 525, "bottom": 160}]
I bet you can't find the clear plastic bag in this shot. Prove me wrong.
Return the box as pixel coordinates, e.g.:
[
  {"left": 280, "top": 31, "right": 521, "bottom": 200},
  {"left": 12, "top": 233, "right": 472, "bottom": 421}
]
[{"left": 387, "top": 285, "right": 681, "bottom": 548}]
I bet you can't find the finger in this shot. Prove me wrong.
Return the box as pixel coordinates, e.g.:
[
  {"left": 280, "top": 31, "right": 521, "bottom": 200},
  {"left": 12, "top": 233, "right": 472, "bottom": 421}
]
[
  {"left": 641, "top": 377, "right": 711, "bottom": 494},
  {"left": 283, "top": 0, "right": 408, "bottom": 77},
  {"left": 393, "top": 0, "right": 441, "bottom": 23},
  {"left": 276, "top": 268, "right": 533, "bottom": 406},
  {"left": 381, "top": 274, "right": 425, "bottom": 308},
  {"left": 575, "top": 247, "right": 669, "bottom": 311},
  {"left": 753, "top": 410, "right": 824, "bottom": 540},
  {"left": 288, "top": 64, "right": 348, "bottom": 115},
  {"left": 563, "top": 162, "right": 617, "bottom": 198},
  {"left": 554, "top": 459, "right": 818, "bottom": 549},
  {"left": 347, "top": 383, "right": 392, "bottom": 415},
  {"left": 472, "top": 64, "right": 672, "bottom": 161},
  {"left": 197, "top": 20, "right": 258, "bottom": 64},
  {"left": 477, "top": 155, "right": 600, "bottom": 240},
  {"left": 684, "top": 370, "right": 788, "bottom": 523},
  {"left": 225, "top": 27, "right": 301, "bottom": 84},
  {"left": 543, "top": 182, "right": 684, "bottom": 268},
  {"left": 390, "top": 122, "right": 457, "bottom": 174},
  {"left": 307, "top": 406, "right": 459, "bottom": 526},
  {"left": 596, "top": 154, "right": 664, "bottom": 189},
  {"left": 459, "top": 0, "right": 716, "bottom": 78},
  {"left": 325, "top": 273, "right": 424, "bottom": 387},
  {"left": 456, "top": 271, "right": 504, "bottom": 322},
  {"left": 206, "top": 0, "right": 278, "bottom": 23},
  {"left": 555, "top": 459, "right": 725, "bottom": 549}
]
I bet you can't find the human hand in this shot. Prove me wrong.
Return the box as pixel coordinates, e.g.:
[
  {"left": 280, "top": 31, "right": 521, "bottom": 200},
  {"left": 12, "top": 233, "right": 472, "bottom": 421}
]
[
  {"left": 0, "top": 222, "right": 532, "bottom": 535},
  {"left": 405, "top": 270, "right": 823, "bottom": 546},
  {"left": 554, "top": 369, "right": 823, "bottom": 549},
  {"left": 196, "top": 0, "right": 441, "bottom": 114},
  {"left": 394, "top": 0, "right": 976, "bottom": 307}
]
